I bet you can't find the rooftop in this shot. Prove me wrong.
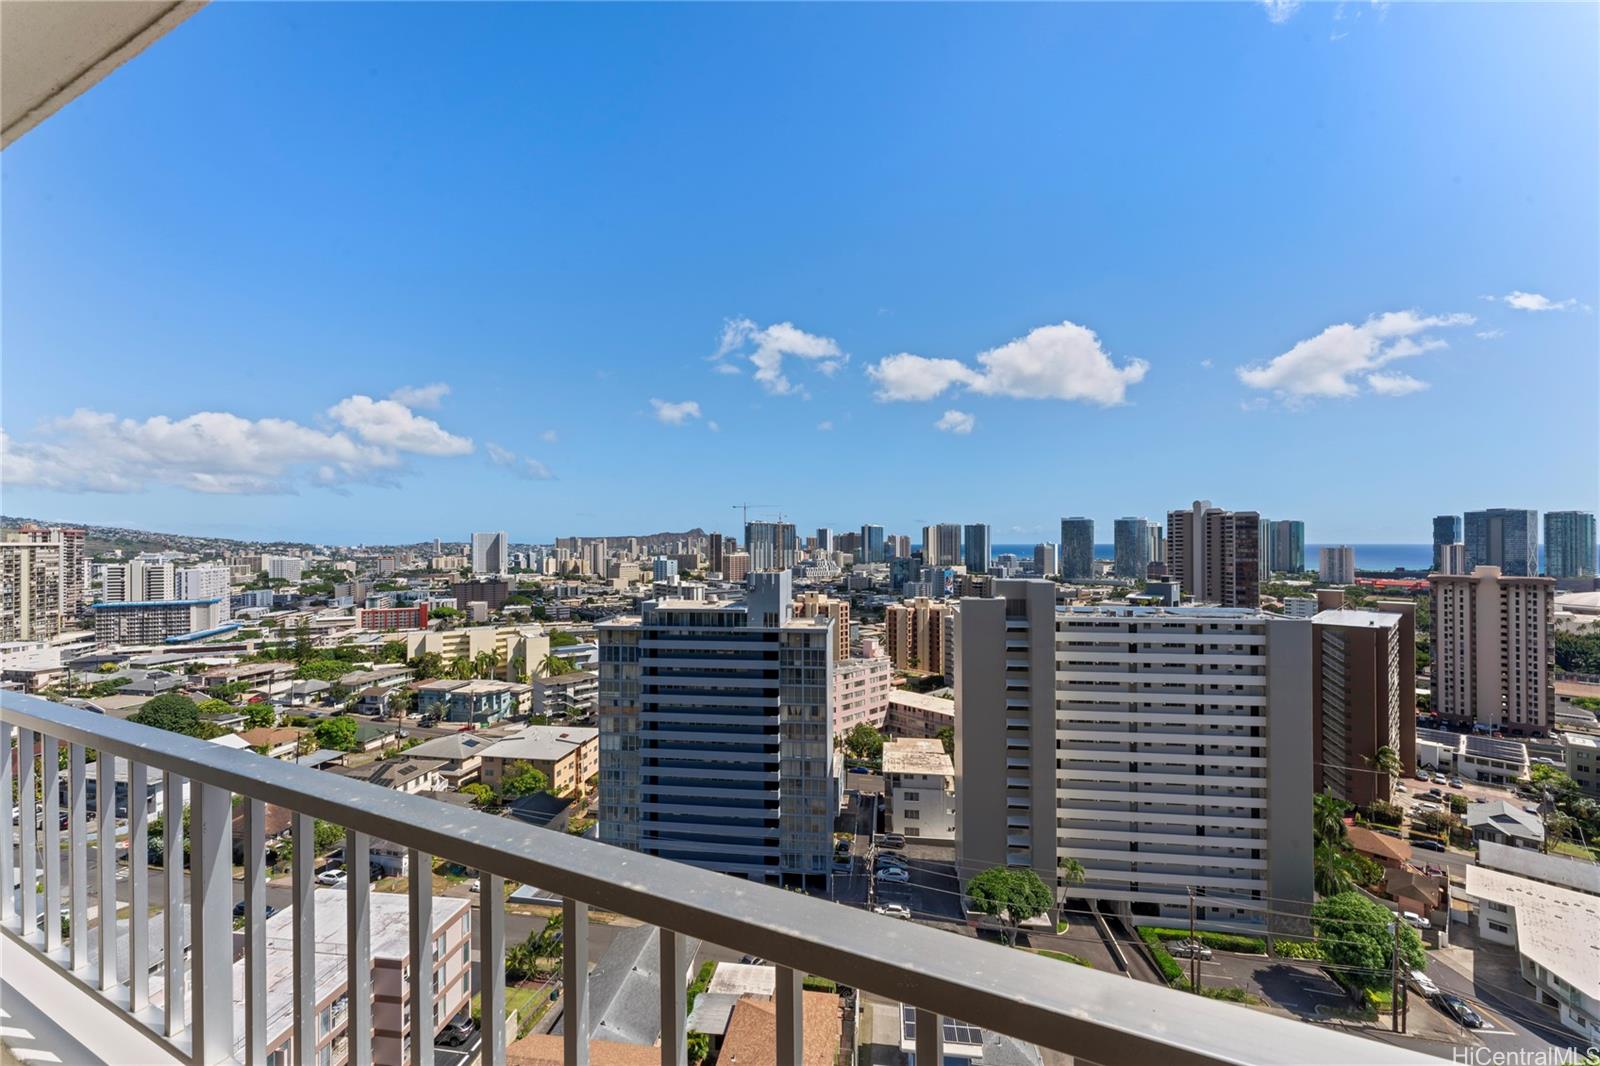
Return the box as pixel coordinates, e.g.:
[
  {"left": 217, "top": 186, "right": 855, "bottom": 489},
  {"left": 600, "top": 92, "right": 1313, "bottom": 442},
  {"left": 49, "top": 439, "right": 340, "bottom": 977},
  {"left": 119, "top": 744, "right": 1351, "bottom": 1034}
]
[
  {"left": 404, "top": 732, "right": 496, "bottom": 761},
  {"left": 1477, "top": 839, "right": 1600, "bottom": 895},
  {"left": 882, "top": 737, "right": 954, "bottom": 777},
  {"left": 1464, "top": 865, "right": 1600, "bottom": 1001},
  {"left": 1465, "top": 800, "right": 1544, "bottom": 842},
  {"left": 1310, "top": 609, "right": 1401, "bottom": 629},
  {"left": 479, "top": 724, "right": 598, "bottom": 763},
  {"left": 885, "top": 688, "right": 957, "bottom": 712}
]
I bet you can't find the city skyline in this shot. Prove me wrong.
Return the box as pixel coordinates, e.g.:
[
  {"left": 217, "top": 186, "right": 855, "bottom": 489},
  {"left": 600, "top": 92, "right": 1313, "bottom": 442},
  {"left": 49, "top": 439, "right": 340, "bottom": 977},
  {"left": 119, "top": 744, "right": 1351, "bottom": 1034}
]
[{"left": 2, "top": 3, "right": 1596, "bottom": 543}]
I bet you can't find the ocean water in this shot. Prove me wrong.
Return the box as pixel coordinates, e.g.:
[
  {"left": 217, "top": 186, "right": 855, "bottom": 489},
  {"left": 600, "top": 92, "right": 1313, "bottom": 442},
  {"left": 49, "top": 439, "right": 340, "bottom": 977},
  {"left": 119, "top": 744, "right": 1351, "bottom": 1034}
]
[{"left": 990, "top": 543, "right": 1438, "bottom": 573}]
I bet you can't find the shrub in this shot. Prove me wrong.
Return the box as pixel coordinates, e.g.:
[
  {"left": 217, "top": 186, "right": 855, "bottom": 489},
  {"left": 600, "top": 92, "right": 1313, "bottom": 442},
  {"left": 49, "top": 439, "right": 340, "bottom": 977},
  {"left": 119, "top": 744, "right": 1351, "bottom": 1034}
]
[{"left": 1147, "top": 927, "right": 1266, "bottom": 954}]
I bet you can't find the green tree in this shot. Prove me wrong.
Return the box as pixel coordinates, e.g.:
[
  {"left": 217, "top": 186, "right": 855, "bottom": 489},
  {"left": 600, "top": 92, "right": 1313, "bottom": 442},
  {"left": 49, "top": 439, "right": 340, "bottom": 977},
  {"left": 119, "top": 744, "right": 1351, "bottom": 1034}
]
[
  {"left": 936, "top": 726, "right": 954, "bottom": 758},
  {"left": 448, "top": 656, "right": 475, "bottom": 680},
  {"left": 196, "top": 697, "right": 235, "bottom": 719},
  {"left": 130, "top": 694, "right": 223, "bottom": 739},
  {"left": 549, "top": 628, "right": 579, "bottom": 648},
  {"left": 461, "top": 783, "right": 496, "bottom": 807},
  {"left": 242, "top": 702, "right": 277, "bottom": 730},
  {"left": 499, "top": 761, "right": 550, "bottom": 798},
  {"left": 539, "top": 653, "right": 574, "bottom": 677},
  {"left": 844, "top": 724, "right": 885, "bottom": 764},
  {"left": 1057, "top": 856, "right": 1086, "bottom": 889},
  {"left": 312, "top": 716, "right": 360, "bottom": 752},
  {"left": 473, "top": 650, "right": 498, "bottom": 679},
  {"left": 377, "top": 640, "right": 408, "bottom": 663},
  {"left": 410, "top": 652, "right": 446, "bottom": 680},
  {"left": 1369, "top": 745, "right": 1402, "bottom": 793},
  {"left": 1312, "top": 891, "right": 1425, "bottom": 988},
  {"left": 1313, "top": 790, "right": 1350, "bottom": 848},
  {"left": 965, "top": 866, "right": 1054, "bottom": 944},
  {"left": 291, "top": 621, "right": 315, "bottom": 664}
]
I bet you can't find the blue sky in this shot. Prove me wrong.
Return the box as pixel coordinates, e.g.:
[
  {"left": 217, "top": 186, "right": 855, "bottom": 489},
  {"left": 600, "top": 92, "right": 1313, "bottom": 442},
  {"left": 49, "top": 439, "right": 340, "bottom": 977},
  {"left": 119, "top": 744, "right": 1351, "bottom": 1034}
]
[{"left": 3, "top": 2, "right": 1596, "bottom": 545}]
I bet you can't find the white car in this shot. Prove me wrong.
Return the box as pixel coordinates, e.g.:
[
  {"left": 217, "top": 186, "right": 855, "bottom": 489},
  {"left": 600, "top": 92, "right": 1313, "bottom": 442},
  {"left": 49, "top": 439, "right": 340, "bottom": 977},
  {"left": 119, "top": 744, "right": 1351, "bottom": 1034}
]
[
  {"left": 873, "top": 903, "right": 912, "bottom": 919},
  {"left": 1402, "top": 911, "right": 1431, "bottom": 930},
  {"left": 875, "top": 867, "right": 911, "bottom": 884},
  {"left": 1408, "top": 969, "right": 1440, "bottom": 998},
  {"left": 315, "top": 869, "right": 348, "bottom": 887}
]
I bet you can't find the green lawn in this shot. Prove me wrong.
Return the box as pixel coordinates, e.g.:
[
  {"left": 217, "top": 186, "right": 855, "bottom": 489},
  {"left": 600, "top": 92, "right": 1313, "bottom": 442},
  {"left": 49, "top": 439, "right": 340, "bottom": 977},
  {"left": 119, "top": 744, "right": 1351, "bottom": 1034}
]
[{"left": 1032, "top": 948, "right": 1092, "bottom": 967}]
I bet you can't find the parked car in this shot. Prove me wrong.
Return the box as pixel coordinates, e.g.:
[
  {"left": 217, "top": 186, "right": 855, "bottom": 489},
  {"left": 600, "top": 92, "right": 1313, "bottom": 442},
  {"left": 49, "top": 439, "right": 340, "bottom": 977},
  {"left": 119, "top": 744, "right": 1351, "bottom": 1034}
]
[
  {"left": 1414, "top": 770, "right": 1430, "bottom": 782},
  {"left": 437, "top": 1016, "right": 476, "bottom": 1048},
  {"left": 470, "top": 878, "right": 481, "bottom": 893},
  {"left": 875, "top": 867, "right": 911, "bottom": 884},
  {"left": 876, "top": 833, "right": 906, "bottom": 850},
  {"left": 1426, "top": 787, "right": 1445, "bottom": 799},
  {"left": 1166, "top": 940, "right": 1213, "bottom": 960},
  {"left": 1407, "top": 969, "right": 1440, "bottom": 999},
  {"left": 1411, "top": 802, "right": 1440, "bottom": 815},
  {"left": 873, "top": 903, "right": 912, "bottom": 919},
  {"left": 1401, "top": 911, "right": 1431, "bottom": 930},
  {"left": 315, "top": 869, "right": 348, "bottom": 887},
  {"left": 1412, "top": 839, "right": 1446, "bottom": 853},
  {"left": 1432, "top": 773, "right": 1447, "bottom": 784},
  {"left": 1448, "top": 777, "right": 1464, "bottom": 789},
  {"left": 1439, "top": 993, "right": 1484, "bottom": 1028}
]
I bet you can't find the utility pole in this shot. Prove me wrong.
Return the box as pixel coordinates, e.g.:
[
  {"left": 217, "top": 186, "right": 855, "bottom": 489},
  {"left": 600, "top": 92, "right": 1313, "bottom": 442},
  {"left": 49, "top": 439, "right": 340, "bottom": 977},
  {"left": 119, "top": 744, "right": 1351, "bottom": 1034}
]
[
  {"left": 1188, "top": 889, "right": 1199, "bottom": 992},
  {"left": 1390, "top": 919, "right": 1402, "bottom": 1033}
]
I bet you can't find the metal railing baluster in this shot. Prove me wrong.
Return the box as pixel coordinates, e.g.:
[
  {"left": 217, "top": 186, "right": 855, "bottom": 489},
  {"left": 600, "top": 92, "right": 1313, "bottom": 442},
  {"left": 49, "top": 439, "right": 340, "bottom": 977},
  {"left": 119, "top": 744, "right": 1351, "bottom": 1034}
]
[
  {"left": 41, "top": 735, "right": 60, "bottom": 953},
  {"left": 915, "top": 1008, "right": 944, "bottom": 1066},
  {"left": 96, "top": 751, "right": 116, "bottom": 991},
  {"left": 163, "top": 771, "right": 186, "bottom": 1038},
  {"left": 564, "top": 897, "right": 589, "bottom": 1066},
  {"left": 408, "top": 847, "right": 434, "bottom": 1066},
  {"left": 658, "top": 930, "right": 686, "bottom": 1066},
  {"left": 776, "top": 965, "right": 803, "bottom": 1066},
  {"left": 478, "top": 873, "right": 505, "bottom": 1066},
  {"left": 68, "top": 743, "right": 87, "bottom": 973},
  {"left": 346, "top": 830, "right": 372, "bottom": 1066},
  {"left": 292, "top": 813, "right": 315, "bottom": 1066},
  {"left": 18, "top": 729, "right": 37, "bottom": 938},
  {"left": 0, "top": 721, "right": 13, "bottom": 927},
  {"left": 190, "top": 781, "right": 233, "bottom": 1063},
  {"left": 244, "top": 799, "right": 267, "bottom": 1064},
  {"left": 129, "top": 761, "right": 150, "bottom": 1013}
]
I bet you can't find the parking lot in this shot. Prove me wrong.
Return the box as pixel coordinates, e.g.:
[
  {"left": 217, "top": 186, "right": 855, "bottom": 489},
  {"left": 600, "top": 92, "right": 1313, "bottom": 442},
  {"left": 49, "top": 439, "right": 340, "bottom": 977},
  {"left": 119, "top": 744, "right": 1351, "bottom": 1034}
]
[{"left": 867, "top": 841, "right": 965, "bottom": 924}]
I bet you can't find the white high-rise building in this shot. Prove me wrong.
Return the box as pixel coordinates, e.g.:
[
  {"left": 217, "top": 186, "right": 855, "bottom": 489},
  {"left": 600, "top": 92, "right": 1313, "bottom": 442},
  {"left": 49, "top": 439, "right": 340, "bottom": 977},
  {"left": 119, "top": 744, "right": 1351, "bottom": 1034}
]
[
  {"left": 955, "top": 580, "right": 1314, "bottom": 929},
  {"left": 1318, "top": 546, "right": 1356, "bottom": 584},
  {"left": 596, "top": 570, "right": 835, "bottom": 887},
  {"left": 265, "top": 555, "right": 305, "bottom": 583},
  {"left": 1431, "top": 566, "right": 1555, "bottom": 735},
  {"left": 922, "top": 524, "right": 962, "bottom": 567},
  {"left": 102, "top": 560, "right": 175, "bottom": 603},
  {"left": 1032, "top": 542, "right": 1059, "bottom": 577},
  {"left": 176, "top": 565, "right": 232, "bottom": 620},
  {"left": 471, "top": 531, "right": 509, "bottom": 575}
]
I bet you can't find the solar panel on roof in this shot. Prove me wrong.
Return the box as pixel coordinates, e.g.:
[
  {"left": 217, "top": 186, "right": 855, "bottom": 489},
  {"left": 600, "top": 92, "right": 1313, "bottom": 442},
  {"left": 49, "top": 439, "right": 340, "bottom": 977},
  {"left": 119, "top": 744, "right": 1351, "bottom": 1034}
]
[{"left": 943, "top": 1019, "right": 984, "bottom": 1046}]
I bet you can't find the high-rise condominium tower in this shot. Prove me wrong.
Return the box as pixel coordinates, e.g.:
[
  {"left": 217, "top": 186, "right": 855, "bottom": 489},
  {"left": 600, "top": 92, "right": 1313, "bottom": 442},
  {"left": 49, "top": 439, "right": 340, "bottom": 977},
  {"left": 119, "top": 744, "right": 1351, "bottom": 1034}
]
[
  {"left": 1165, "top": 500, "right": 1262, "bottom": 607},
  {"left": 1464, "top": 509, "right": 1538, "bottom": 577},
  {"left": 0, "top": 536, "right": 63, "bottom": 642},
  {"left": 962, "top": 524, "right": 991, "bottom": 572},
  {"left": 745, "top": 522, "right": 798, "bottom": 571},
  {"left": 1432, "top": 515, "right": 1462, "bottom": 573},
  {"left": 860, "top": 525, "right": 885, "bottom": 564},
  {"left": 1544, "top": 511, "right": 1596, "bottom": 579},
  {"left": 815, "top": 528, "right": 834, "bottom": 553},
  {"left": 1311, "top": 606, "right": 1415, "bottom": 809},
  {"left": 1059, "top": 518, "right": 1094, "bottom": 580},
  {"left": 1112, "top": 517, "right": 1149, "bottom": 579},
  {"left": 954, "top": 581, "right": 1313, "bottom": 929},
  {"left": 1033, "top": 542, "right": 1059, "bottom": 577},
  {"left": 595, "top": 571, "right": 835, "bottom": 887},
  {"left": 1270, "top": 520, "right": 1305, "bottom": 573},
  {"left": 1430, "top": 566, "right": 1554, "bottom": 735},
  {"left": 470, "top": 531, "right": 509, "bottom": 575},
  {"left": 922, "top": 524, "right": 962, "bottom": 567},
  {"left": 1318, "top": 546, "right": 1356, "bottom": 584}
]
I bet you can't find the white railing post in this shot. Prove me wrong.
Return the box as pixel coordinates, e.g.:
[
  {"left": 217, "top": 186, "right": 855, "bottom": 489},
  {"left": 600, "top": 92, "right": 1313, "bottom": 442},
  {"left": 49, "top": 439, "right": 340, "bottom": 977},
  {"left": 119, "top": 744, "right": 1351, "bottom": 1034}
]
[
  {"left": 18, "top": 729, "right": 37, "bottom": 938},
  {"left": 658, "top": 930, "right": 687, "bottom": 1066},
  {"left": 563, "top": 897, "right": 589, "bottom": 1066},
  {"left": 244, "top": 798, "right": 267, "bottom": 1064},
  {"left": 776, "top": 966, "right": 803, "bottom": 1066},
  {"left": 163, "top": 771, "right": 187, "bottom": 1038},
  {"left": 292, "top": 813, "right": 316, "bottom": 1066},
  {"left": 41, "top": 735, "right": 61, "bottom": 953},
  {"left": 915, "top": 1008, "right": 943, "bottom": 1066},
  {"left": 68, "top": 743, "right": 87, "bottom": 973},
  {"left": 97, "top": 751, "right": 117, "bottom": 991},
  {"left": 408, "top": 848, "right": 434, "bottom": 1066},
  {"left": 129, "top": 761, "right": 150, "bottom": 1013},
  {"left": 346, "top": 830, "right": 372, "bottom": 1066},
  {"left": 478, "top": 873, "right": 505, "bottom": 1066},
  {"left": 0, "top": 721, "right": 13, "bottom": 926},
  {"left": 190, "top": 781, "right": 233, "bottom": 1064}
]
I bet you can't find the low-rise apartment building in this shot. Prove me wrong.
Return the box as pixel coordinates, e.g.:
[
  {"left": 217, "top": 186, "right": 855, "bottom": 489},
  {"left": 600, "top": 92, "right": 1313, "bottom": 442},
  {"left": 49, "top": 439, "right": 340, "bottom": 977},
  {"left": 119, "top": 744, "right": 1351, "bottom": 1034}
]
[
  {"left": 358, "top": 605, "right": 429, "bottom": 632},
  {"left": 479, "top": 724, "right": 599, "bottom": 796},
  {"left": 529, "top": 669, "right": 598, "bottom": 719},
  {"left": 883, "top": 689, "right": 955, "bottom": 739},
  {"left": 833, "top": 652, "right": 892, "bottom": 734},
  {"left": 882, "top": 737, "right": 955, "bottom": 840},
  {"left": 91, "top": 598, "right": 232, "bottom": 645},
  {"left": 414, "top": 678, "right": 521, "bottom": 725}
]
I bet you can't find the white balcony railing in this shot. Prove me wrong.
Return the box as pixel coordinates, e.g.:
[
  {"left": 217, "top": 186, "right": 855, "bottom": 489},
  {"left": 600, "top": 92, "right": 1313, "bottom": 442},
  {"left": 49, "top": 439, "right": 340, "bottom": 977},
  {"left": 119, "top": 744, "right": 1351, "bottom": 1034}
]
[{"left": 2, "top": 692, "right": 1433, "bottom": 1066}]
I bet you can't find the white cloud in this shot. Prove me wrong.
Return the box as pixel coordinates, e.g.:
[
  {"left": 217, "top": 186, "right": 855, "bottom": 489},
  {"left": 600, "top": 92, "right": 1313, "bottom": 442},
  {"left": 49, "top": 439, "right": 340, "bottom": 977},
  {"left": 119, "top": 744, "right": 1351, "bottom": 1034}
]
[
  {"left": 651, "top": 399, "right": 702, "bottom": 426},
  {"left": 540, "top": 429, "right": 559, "bottom": 443},
  {"left": 1365, "top": 372, "right": 1429, "bottom": 396},
  {"left": 1501, "top": 290, "right": 1578, "bottom": 312},
  {"left": 487, "top": 442, "right": 555, "bottom": 480},
  {"left": 707, "top": 421, "right": 720, "bottom": 433},
  {"left": 328, "top": 395, "right": 473, "bottom": 455},
  {"left": 1261, "top": 0, "right": 1301, "bottom": 22},
  {"left": 387, "top": 383, "right": 450, "bottom": 409},
  {"left": 816, "top": 420, "right": 833, "bottom": 432},
  {"left": 711, "top": 318, "right": 845, "bottom": 395},
  {"left": 712, "top": 362, "right": 742, "bottom": 375},
  {"left": 866, "top": 321, "right": 1148, "bottom": 407},
  {"left": 1236, "top": 310, "right": 1473, "bottom": 402},
  {"left": 1200, "top": 359, "right": 1214, "bottom": 369},
  {"left": 935, "top": 409, "right": 975, "bottom": 435},
  {"left": 1476, "top": 329, "right": 1505, "bottom": 341},
  {"left": 1, "top": 390, "right": 475, "bottom": 495}
]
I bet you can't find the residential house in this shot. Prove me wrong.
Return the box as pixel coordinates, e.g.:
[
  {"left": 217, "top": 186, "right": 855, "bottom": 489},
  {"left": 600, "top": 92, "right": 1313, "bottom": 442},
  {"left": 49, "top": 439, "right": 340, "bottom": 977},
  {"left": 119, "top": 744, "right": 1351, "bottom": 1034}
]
[
  {"left": 330, "top": 756, "right": 447, "bottom": 795},
  {"left": 414, "top": 678, "right": 520, "bottom": 726},
  {"left": 403, "top": 733, "right": 494, "bottom": 788},
  {"left": 238, "top": 726, "right": 304, "bottom": 760},
  {"left": 478, "top": 725, "right": 599, "bottom": 797},
  {"left": 1466, "top": 800, "right": 1545, "bottom": 850}
]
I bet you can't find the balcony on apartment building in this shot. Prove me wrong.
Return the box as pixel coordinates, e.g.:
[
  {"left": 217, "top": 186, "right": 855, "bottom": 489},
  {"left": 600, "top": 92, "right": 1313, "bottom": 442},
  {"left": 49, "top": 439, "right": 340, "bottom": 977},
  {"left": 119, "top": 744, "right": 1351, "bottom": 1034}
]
[{"left": 2, "top": 692, "right": 1437, "bottom": 1066}]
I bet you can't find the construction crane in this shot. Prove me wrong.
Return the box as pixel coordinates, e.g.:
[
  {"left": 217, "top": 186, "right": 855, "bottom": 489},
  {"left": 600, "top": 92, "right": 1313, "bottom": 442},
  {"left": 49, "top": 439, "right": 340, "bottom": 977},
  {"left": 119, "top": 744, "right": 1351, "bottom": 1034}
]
[{"left": 732, "top": 502, "right": 777, "bottom": 527}]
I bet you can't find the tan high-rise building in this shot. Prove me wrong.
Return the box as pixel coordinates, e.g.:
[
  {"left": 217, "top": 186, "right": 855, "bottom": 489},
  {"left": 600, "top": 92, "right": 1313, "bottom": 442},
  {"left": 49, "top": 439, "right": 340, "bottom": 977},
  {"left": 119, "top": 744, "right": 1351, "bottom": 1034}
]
[
  {"left": 1431, "top": 566, "right": 1555, "bottom": 735},
  {"left": 723, "top": 551, "right": 751, "bottom": 583},
  {"left": 795, "top": 591, "right": 851, "bottom": 662},
  {"left": 18, "top": 525, "right": 85, "bottom": 623},
  {"left": 1166, "top": 500, "right": 1261, "bottom": 607},
  {"left": 921, "top": 524, "right": 962, "bottom": 567},
  {"left": 0, "top": 537, "right": 64, "bottom": 642},
  {"left": 884, "top": 597, "right": 951, "bottom": 675}
]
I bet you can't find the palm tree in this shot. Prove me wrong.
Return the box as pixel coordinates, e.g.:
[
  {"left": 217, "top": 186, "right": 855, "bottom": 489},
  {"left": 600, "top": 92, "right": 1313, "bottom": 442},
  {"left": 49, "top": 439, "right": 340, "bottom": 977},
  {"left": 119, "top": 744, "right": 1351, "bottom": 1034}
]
[
  {"left": 1369, "top": 744, "right": 1402, "bottom": 797},
  {"left": 1313, "top": 790, "right": 1349, "bottom": 848},
  {"left": 1055, "top": 856, "right": 1086, "bottom": 923},
  {"left": 1313, "top": 840, "right": 1357, "bottom": 897},
  {"left": 473, "top": 650, "right": 497, "bottom": 680},
  {"left": 447, "top": 656, "right": 475, "bottom": 681},
  {"left": 539, "top": 653, "right": 574, "bottom": 678}
]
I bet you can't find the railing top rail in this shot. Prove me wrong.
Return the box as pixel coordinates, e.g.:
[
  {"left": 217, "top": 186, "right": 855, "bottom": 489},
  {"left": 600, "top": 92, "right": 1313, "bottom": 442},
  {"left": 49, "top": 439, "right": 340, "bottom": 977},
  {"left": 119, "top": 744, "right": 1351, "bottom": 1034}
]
[{"left": 2, "top": 692, "right": 1431, "bottom": 1066}]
